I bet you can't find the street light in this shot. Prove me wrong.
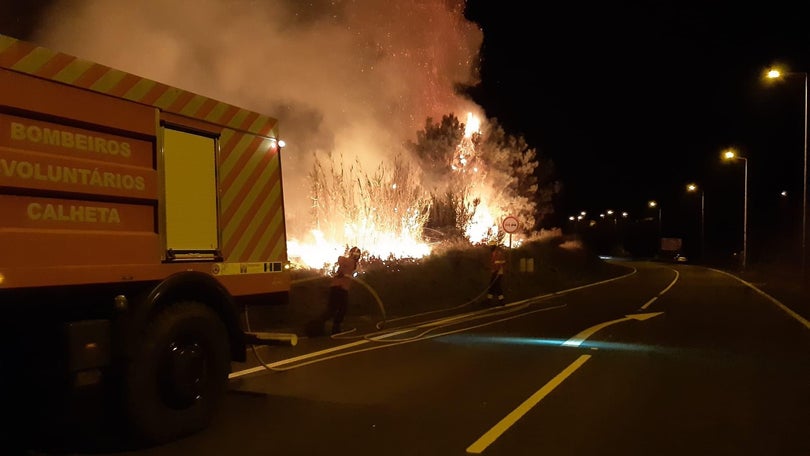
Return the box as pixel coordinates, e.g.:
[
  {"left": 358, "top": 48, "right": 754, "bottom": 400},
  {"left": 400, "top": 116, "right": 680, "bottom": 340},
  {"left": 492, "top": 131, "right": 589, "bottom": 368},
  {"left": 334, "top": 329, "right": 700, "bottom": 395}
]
[
  {"left": 765, "top": 67, "right": 808, "bottom": 279},
  {"left": 605, "top": 209, "right": 617, "bottom": 228},
  {"left": 722, "top": 149, "right": 748, "bottom": 270},
  {"left": 686, "top": 183, "right": 705, "bottom": 261},
  {"left": 648, "top": 200, "right": 662, "bottom": 246}
]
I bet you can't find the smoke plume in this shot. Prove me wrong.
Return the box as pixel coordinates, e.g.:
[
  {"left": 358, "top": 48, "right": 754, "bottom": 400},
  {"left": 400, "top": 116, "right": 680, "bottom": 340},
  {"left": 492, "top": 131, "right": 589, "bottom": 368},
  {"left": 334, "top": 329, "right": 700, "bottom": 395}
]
[{"left": 34, "top": 0, "right": 485, "bottom": 245}]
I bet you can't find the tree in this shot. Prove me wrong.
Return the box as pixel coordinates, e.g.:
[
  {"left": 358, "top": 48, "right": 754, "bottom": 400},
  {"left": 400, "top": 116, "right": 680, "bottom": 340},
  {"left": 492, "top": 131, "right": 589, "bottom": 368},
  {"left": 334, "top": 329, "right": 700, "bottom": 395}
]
[
  {"left": 407, "top": 113, "right": 559, "bottom": 240},
  {"left": 407, "top": 114, "right": 469, "bottom": 239}
]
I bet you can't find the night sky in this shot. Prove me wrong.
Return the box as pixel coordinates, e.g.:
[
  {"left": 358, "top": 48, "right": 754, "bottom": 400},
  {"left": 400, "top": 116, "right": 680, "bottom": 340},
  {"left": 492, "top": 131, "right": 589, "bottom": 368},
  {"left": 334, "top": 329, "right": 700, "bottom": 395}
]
[{"left": 463, "top": 0, "right": 810, "bottom": 261}]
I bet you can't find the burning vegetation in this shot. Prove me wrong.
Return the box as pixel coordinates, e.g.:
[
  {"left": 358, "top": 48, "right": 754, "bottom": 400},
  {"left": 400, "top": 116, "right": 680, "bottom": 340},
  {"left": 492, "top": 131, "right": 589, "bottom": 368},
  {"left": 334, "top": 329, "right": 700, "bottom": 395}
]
[{"left": 287, "top": 112, "right": 559, "bottom": 271}]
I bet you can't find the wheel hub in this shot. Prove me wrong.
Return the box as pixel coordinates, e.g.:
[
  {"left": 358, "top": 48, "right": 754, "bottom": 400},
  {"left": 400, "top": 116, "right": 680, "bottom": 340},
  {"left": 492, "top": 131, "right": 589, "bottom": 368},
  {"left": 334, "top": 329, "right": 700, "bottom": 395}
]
[{"left": 159, "top": 340, "right": 207, "bottom": 409}]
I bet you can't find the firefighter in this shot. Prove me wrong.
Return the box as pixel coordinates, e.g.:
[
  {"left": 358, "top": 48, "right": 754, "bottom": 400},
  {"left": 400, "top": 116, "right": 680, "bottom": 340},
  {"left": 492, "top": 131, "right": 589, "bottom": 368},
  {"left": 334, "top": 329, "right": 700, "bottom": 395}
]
[
  {"left": 487, "top": 243, "right": 507, "bottom": 306},
  {"left": 321, "top": 246, "right": 362, "bottom": 335}
]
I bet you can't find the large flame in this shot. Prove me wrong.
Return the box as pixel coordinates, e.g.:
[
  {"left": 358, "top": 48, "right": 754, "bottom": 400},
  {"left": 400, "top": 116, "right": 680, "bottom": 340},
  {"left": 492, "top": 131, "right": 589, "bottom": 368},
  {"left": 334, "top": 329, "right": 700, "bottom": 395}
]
[{"left": 287, "top": 112, "right": 511, "bottom": 269}]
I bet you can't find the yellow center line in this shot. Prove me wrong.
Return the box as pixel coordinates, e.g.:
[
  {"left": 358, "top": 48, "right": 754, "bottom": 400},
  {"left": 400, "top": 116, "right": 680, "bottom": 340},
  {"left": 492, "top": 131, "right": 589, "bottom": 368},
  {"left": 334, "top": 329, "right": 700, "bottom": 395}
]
[{"left": 466, "top": 354, "right": 592, "bottom": 455}]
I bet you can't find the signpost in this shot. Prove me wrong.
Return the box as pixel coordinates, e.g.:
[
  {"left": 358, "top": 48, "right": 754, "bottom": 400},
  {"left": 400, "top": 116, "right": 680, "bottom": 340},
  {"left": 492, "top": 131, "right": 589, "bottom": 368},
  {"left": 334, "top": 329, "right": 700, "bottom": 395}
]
[{"left": 502, "top": 215, "right": 519, "bottom": 248}]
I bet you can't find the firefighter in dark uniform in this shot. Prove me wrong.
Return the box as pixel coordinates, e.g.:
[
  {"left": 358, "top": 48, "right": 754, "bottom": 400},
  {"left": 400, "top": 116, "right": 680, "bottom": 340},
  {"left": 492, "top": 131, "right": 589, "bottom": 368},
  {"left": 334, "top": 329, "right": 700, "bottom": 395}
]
[
  {"left": 487, "top": 243, "right": 507, "bottom": 306},
  {"left": 321, "top": 246, "right": 362, "bottom": 335}
]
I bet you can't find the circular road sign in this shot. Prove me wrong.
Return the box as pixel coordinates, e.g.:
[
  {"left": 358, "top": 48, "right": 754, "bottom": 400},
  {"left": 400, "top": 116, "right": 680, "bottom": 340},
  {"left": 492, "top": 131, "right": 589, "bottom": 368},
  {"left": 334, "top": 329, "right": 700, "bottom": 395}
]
[{"left": 502, "top": 216, "right": 519, "bottom": 234}]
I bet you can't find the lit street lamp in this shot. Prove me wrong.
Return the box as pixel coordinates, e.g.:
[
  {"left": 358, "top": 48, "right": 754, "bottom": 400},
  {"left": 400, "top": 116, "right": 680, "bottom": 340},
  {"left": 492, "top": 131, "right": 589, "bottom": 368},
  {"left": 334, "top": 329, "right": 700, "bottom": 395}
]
[
  {"left": 722, "top": 149, "right": 748, "bottom": 270},
  {"left": 686, "top": 183, "right": 705, "bottom": 261},
  {"left": 648, "top": 200, "right": 662, "bottom": 245},
  {"left": 766, "top": 67, "right": 807, "bottom": 279},
  {"left": 606, "top": 209, "right": 617, "bottom": 227}
]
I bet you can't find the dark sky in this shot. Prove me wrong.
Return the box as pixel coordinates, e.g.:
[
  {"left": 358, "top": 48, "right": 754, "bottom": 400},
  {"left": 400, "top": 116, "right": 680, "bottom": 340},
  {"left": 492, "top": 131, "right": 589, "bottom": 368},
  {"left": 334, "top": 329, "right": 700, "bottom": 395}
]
[{"left": 463, "top": 1, "right": 810, "bottom": 238}]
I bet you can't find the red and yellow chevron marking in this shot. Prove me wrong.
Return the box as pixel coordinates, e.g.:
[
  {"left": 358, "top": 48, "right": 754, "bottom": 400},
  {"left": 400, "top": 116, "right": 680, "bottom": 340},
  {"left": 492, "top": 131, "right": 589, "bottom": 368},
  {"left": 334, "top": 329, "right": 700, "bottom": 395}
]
[
  {"left": 218, "top": 129, "right": 287, "bottom": 263},
  {"left": 0, "top": 34, "right": 278, "bottom": 138}
]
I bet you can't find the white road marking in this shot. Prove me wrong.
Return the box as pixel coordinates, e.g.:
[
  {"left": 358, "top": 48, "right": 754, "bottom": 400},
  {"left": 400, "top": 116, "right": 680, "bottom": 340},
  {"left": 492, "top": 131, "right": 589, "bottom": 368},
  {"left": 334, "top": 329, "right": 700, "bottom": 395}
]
[
  {"left": 639, "top": 268, "right": 679, "bottom": 309},
  {"left": 562, "top": 312, "right": 665, "bottom": 347},
  {"left": 711, "top": 268, "right": 810, "bottom": 330},
  {"left": 229, "top": 339, "right": 369, "bottom": 378}
]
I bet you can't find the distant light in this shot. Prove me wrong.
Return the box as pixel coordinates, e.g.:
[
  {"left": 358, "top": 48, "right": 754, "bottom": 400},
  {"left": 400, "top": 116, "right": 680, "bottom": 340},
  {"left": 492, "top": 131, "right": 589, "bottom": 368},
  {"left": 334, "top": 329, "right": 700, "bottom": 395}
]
[
  {"left": 766, "top": 69, "right": 781, "bottom": 79},
  {"left": 569, "top": 216, "right": 575, "bottom": 221},
  {"left": 580, "top": 211, "right": 586, "bottom": 216},
  {"left": 722, "top": 149, "right": 736, "bottom": 160},
  {"left": 781, "top": 190, "right": 788, "bottom": 197},
  {"left": 606, "top": 210, "right": 613, "bottom": 215},
  {"left": 622, "top": 212, "right": 628, "bottom": 217},
  {"left": 278, "top": 139, "right": 286, "bottom": 148},
  {"left": 648, "top": 200, "right": 657, "bottom": 208},
  {"left": 599, "top": 213, "right": 605, "bottom": 218},
  {"left": 686, "top": 183, "right": 698, "bottom": 192}
]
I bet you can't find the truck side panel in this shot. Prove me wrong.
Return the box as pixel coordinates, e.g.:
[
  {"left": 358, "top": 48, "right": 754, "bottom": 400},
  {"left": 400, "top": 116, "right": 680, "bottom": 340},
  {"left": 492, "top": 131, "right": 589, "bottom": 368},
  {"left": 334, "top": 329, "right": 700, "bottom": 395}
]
[{"left": 0, "top": 34, "right": 290, "bottom": 297}]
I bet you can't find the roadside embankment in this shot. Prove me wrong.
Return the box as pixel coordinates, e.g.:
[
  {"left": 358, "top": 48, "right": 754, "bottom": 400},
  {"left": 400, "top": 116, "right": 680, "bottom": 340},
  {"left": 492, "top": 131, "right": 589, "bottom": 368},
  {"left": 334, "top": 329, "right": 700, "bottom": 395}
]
[{"left": 245, "top": 238, "right": 630, "bottom": 334}]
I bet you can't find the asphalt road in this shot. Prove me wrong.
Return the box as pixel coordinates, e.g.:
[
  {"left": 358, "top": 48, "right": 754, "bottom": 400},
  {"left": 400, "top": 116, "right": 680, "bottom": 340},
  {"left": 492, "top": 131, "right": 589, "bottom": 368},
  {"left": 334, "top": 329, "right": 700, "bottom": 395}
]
[{"left": 28, "top": 260, "right": 810, "bottom": 455}]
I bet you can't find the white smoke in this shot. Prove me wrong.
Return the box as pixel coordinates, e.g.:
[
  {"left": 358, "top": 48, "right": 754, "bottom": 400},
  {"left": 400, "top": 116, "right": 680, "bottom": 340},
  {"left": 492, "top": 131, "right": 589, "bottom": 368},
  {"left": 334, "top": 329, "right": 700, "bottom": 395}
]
[{"left": 34, "top": 0, "right": 485, "bottom": 250}]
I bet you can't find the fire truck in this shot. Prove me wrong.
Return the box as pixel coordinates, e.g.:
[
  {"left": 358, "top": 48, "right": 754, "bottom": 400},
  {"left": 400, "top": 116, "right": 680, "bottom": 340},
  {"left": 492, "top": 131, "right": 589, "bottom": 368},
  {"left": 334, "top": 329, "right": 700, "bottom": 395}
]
[{"left": 0, "top": 34, "right": 295, "bottom": 445}]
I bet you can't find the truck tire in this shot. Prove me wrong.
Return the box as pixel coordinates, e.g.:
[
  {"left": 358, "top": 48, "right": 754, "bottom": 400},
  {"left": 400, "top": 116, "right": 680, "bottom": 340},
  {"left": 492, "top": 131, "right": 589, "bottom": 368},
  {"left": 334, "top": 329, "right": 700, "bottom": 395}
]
[{"left": 124, "top": 300, "right": 230, "bottom": 444}]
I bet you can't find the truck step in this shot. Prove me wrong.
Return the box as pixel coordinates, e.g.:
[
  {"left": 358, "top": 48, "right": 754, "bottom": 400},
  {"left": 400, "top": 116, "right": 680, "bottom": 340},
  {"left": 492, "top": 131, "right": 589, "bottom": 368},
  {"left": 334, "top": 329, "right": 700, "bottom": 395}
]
[{"left": 244, "top": 331, "right": 298, "bottom": 346}]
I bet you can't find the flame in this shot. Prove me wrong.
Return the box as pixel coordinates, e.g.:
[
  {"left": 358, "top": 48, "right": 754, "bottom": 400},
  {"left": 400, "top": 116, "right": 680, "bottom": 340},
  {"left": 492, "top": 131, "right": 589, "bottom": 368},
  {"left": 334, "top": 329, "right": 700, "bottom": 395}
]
[
  {"left": 454, "top": 113, "right": 507, "bottom": 244},
  {"left": 288, "top": 112, "right": 514, "bottom": 269},
  {"left": 464, "top": 112, "right": 481, "bottom": 137}
]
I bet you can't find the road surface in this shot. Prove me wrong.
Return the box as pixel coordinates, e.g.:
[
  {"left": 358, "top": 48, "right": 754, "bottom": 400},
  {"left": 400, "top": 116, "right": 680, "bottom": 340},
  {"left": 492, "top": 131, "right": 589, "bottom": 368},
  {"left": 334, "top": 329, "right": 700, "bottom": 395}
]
[{"left": 27, "top": 260, "right": 810, "bottom": 455}]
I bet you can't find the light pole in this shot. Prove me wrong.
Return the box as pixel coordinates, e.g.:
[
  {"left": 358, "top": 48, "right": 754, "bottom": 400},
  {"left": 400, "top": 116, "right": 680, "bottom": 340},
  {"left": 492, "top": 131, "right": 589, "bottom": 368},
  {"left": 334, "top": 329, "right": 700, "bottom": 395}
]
[
  {"left": 648, "top": 200, "right": 662, "bottom": 252},
  {"left": 766, "top": 68, "right": 807, "bottom": 279},
  {"left": 686, "top": 183, "right": 705, "bottom": 261},
  {"left": 722, "top": 149, "right": 748, "bottom": 270}
]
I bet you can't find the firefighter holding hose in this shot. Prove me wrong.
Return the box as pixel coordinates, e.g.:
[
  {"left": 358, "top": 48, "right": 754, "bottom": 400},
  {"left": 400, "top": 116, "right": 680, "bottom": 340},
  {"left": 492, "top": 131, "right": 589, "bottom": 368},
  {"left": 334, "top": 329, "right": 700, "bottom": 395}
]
[{"left": 487, "top": 243, "right": 507, "bottom": 307}]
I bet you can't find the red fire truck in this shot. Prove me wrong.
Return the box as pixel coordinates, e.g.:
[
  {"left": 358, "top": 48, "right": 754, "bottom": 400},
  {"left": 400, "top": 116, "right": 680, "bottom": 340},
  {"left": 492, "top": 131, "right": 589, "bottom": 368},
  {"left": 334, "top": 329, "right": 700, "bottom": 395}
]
[{"left": 0, "top": 33, "right": 294, "bottom": 445}]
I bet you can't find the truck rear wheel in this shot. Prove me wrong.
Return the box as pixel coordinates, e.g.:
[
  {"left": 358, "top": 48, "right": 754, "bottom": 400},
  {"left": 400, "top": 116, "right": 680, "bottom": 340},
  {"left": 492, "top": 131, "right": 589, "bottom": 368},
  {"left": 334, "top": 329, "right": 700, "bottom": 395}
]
[{"left": 124, "top": 301, "right": 230, "bottom": 444}]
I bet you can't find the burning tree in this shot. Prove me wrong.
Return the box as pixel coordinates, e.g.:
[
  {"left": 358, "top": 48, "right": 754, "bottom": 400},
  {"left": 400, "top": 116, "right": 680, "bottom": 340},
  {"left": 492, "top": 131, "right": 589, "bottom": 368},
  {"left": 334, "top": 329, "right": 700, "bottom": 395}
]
[
  {"left": 475, "top": 120, "right": 558, "bottom": 234},
  {"left": 407, "top": 113, "right": 557, "bottom": 244},
  {"left": 406, "top": 114, "right": 479, "bottom": 242}
]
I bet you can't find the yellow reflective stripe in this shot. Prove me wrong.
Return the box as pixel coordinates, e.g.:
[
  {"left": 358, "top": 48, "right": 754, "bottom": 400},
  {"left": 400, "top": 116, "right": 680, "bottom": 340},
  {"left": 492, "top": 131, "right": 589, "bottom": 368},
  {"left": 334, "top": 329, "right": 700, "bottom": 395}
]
[
  {"left": 229, "top": 110, "right": 249, "bottom": 129},
  {"left": 254, "top": 189, "right": 284, "bottom": 259},
  {"left": 180, "top": 94, "right": 207, "bottom": 116},
  {"left": 11, "top": 47, "right": 53, "bottom": 73},
  {"left": 206, "top": 102, "right": 230, "bottom": 123},
  {"left": 154, "top": 87, "right": 182, "bottom": 109},
  {"left": 123, "top": 78, "right": 157, "bottom": 102},
  {"left": 0, "top": 35, "right": 16, "bottom": 53},
  {"left": 220, "top": 134, "right": 253, "bottom": 195},
  {"left": 249, "top": 116, "right": 268, "bottom": 134},
  {"left": 90, "top": 68, "right": 127, "bottom": 93},
  {"left": 52, "top": 59, "right": 94, "bottom": 84}
]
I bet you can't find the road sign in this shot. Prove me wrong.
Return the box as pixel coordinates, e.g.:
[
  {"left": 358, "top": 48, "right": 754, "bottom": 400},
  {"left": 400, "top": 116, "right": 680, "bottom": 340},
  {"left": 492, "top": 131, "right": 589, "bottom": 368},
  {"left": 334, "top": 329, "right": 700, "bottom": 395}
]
[{"left": 502, "top": 215, "right": 519, "bottom": 234}]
